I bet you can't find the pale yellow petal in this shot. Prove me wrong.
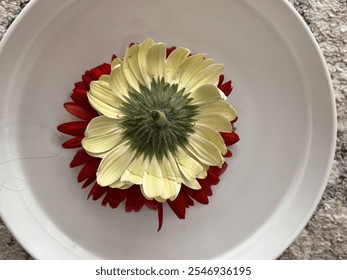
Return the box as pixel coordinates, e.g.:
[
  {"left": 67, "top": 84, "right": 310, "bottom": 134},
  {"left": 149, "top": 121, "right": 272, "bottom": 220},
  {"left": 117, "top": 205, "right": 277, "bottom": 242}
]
[
  {"left": 198, "top": 100, "right": 237, "bottom": 121},
  {"left": 82, "top": 130, "right": 123, "bottom": 155},
  {"left": 185, "top": 63, "right": 224, "bottom": 93},
  {"left": 196, "top": 167, "right": 208, "bottom": 179},
  {"left": 194, "top": 124, "right": 227, "bottom": 155},
  {"left": 189, "top": 84, "right": 221, "bottom": 105},
  {"left": 111, "top": 58, "right": 123, "bottom": 70},
  {"left": 170, "top": 54, "right": 206, "bottom": 85},
  {"left": 84, "top": 116, "right": 120, "bottom": 137},
  {"left": 96, "top": 142, "right": 135, "bottom": 186},
  {"left": 89, "top": 80, "right": 118, "bottom": 103},
  {"left": 99, "top": 75, "right": 110, "bottom": 82},
  {"left": 176, "top": 147, "right": 203, "bottom": 181},
  {"left": 181, "top": 174, "right": 202, "bottom": 190},
  {"left": 178, "top": 58, "right": 215, "bottom": 91},
  {"left": 165, "top": 47, "right": 190, "bottom": 83},
  {"left": 109, "top": 64, "right": 131, "bottom": 101},
  {"left": 87, "top": 93, "right": 124, "bottom": 119},
  {"left": 186, "top": 134, "right": 224, "bottom": 166},
  {"left": 146, "top": 43, "right": 166, "bottom": 81},
  {"left": 121, "top": 154, "right": 148, "bottom": 185},
  {"left": 138, "top": 38, "right": 155, "bottom": 88},
  {"left": 159, "top": 158, "right": 181, "bottom": 200},
  {"left": 109, "top": 179, "right": 132, "bottom": 189},
  {"left": 142, "top": 156, "right": 164, "bottom": 199},
  {"left": 123, "top": 44, "right": 145, "bottom": 91},
  {"left": 196, "top": 113, "right": 232, "bottom": 132}
]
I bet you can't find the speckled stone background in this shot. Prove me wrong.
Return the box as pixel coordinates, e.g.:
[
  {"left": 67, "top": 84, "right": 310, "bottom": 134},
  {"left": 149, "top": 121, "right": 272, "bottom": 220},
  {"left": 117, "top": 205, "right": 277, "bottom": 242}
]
[{"left": 0, "top": 0, "right": 346, "bottom": 259}]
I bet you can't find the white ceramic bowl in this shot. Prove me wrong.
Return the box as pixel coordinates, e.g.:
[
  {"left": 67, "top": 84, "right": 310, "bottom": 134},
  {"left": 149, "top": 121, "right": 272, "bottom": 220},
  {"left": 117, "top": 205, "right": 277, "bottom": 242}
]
[{"left": 0, "top": 0, "right": 336, "bottom": 259}]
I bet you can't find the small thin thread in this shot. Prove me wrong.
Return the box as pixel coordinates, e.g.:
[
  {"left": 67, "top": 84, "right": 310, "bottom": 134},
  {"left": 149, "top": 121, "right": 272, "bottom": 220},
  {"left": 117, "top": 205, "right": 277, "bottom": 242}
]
[{"left": 0, "top": 148, "right": 63, "bottom": 192}]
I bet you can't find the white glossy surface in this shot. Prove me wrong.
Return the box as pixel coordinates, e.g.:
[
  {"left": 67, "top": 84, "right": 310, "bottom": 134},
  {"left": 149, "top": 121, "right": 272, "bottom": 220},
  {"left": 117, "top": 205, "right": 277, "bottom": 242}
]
[{"left": 0, "top": 0, "right": 336, "bottom": 259}]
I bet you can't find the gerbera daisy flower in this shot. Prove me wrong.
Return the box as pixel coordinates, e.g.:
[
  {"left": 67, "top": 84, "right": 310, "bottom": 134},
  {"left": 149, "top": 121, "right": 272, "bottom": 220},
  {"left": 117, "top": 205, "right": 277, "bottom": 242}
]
[{"left": 58, "top": 38, "right": 239, "bottom": 230}]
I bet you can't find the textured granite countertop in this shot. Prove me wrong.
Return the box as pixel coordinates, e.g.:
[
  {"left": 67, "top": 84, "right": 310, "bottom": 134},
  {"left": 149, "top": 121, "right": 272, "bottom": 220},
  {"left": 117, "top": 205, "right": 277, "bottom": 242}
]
[{"left": 0, "top": 0, "right": 346, "bottom": 259}]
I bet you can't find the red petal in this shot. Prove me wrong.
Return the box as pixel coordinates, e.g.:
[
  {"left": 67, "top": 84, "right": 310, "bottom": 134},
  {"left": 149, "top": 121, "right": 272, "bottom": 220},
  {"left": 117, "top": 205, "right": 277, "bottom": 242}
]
[
  {"left": 102, "top": 188, "right": 128, "bottom": 208},
  {"left": 62, "top": 136, "right": 83, "bottom": 148},
  {"left": 225, "top": 150, "right": 232, "bottom": 157},
  {"left": 70, "top": 149, "right": 94, "bottom": 167},
  {"left": 64, "top": 102, "right": 98, "bottom": 121},
  {"left": 166, "top": 47, "right": 176, "bottom": 58},
  {"left": 198, "top": 179, "right": 213, "bottom": 196},
  {"left": 111, "top": 54, "right": 117, "bottom": 61},
  {"left": 231, "top": 117, "right": 238, "bottom": 124},
  {"left": 185, "top": 187, "right": 209, "bottom": 204},
  {"left": 218, "top": 75, "right": 225, "bottom": 86},
  {"left": 82, "top": 175, "right": 96, "bottom": 189},
  {"left": 218, "top": 80, "right": 233, "bottom": 96},
  {"left": 74, "top": 81, "right": 88, "bottom": 90},
  {"left": 167, "top": 191, "right": 187, "bottom": 219},
  {"left": 125, "top": 187, "right": 146, "bottom": 212},
  {"left": 88, "top": 183, "right": 107, "bottom": 200},
  {"left": 78, "top": 159, "right": 100, "bottom": 182},
  {"left": 57, "top": 121, "right": 88, "bottom": 136},
  {"left": 157, "top": 204, "right": 163, "bottom": 232},
  {"left": 220, "top": 131, "right": 240, "bottom": 146}
]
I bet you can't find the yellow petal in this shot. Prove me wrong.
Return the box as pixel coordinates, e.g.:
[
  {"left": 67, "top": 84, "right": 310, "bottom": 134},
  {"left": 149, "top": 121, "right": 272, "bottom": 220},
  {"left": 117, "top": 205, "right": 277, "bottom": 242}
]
[
  {"left": 196, "top": 113, "right": 232, "bottom": 132},
  {"left": 178, "top": 58, "right": 215, "bottom": 92},
  {"left": 84, "top": 116, "right": 120, "bottom": 137},
  {"left": 89, "top": 80, "right": 119, "bottom": 104},
  {"left": 198, "top": 100, "right": 237, "bottom": 121},
  {"left": 138, "top": 38, "right": 155, "bottom": 88},
  {"left": 197, "top": 167, "right": 208, "bottom": 179},
  {"left": 165, "top": 47, "right": 190, "bottom": 83},
  {"left": 87, "top": 93, "right": 124, "bottom": 119},
  {"left": 159, "top": 157, "right": 181, "bottom": 200},
  {"left": 121, "top": 154, "right": 148, "bottom": 185},
  {"left": 109, "top": 64, "right": 131, "bottom": 101},
  {"left": 189, "top": 84, "right": 221, "bottom": 105},
  {"left": 82, "top": 130, "right": 123, "bottom": 155},
  {"left": 186, "top": 134, "right": 224, "bottom": 166},
  {"left": 111, "top": 58, "right": 123, "bottom": 70},
  {"left": 123, "top": 44, "right": 145, "bottom": 91},
  {"left": 99, "top": 75, "right": 110, "bottom": 82},
  {"left": 176, "top": 147, "right": 203, "bottom": 181},
  {"left": 142, "top": 156, "right": 164, "bottom": 199},
  {"left": 146, "top": 43, "right": 166, "bottom": 81},
  {"left": 185, "top": 63, "right": 224, "bottom": 93},
  {"left": 109, "top": 179, "right": 132, "bottom": 189},
  {"left": 170, "top": 53, "right": 206, "bottom": 85},
  {"left": 96, "top": 142, "right": 135, "bottom": 186},
  {"left": 194, "top": 124, "right": 227, "bottom": 155},
  {"left": 181, "top": 175, "right": 202, "bottom": 190}
]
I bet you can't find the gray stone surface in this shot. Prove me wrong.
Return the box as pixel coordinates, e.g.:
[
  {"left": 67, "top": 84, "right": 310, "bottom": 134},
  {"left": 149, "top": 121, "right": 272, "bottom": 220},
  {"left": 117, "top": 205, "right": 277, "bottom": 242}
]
[{"left": 0, "top": 0, "right": 346, "bottom": 259}]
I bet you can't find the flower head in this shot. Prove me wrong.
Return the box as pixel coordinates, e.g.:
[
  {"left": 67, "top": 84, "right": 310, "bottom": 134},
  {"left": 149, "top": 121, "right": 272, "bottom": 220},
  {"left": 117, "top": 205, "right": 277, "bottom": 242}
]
[{"left": 81, "top": 38, "right": 237, "bottom": 202}]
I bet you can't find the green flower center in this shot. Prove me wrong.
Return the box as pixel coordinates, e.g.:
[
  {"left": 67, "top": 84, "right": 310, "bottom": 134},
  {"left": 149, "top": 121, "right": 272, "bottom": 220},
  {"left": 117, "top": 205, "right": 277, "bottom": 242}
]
[{"left": 119, "top": 78, "right": 198, "bottom": 160}]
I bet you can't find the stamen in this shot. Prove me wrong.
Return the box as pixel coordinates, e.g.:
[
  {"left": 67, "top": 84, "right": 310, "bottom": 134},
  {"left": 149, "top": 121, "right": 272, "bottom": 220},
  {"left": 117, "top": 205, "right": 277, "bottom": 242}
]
[{"left": 151, "top": 110, "right": 167, "bottom": 126}]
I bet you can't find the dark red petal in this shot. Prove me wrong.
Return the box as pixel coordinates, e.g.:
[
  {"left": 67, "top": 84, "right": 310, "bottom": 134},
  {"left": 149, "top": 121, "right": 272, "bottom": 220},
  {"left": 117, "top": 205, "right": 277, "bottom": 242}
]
[
  {"left": 225, "top": 150, "right": 232, "bottom": 157},
  {"left": 231, "top": 117, "right": 238, "bottom": 124},
  {"left": 198, "top": 179, "right": 213, "bottom": 196},
  {"left": 185, "top": 187, "right": 209, "bottom": 204},
  {"left": 78, "top": 159, "right": 100, "bottom": 182},
  {"left": 82, "top": 175, "right": 96, "bottom": 189},
  {"left": 102, "top": 188, "right": 128, "bottom": 208},
  {"left": 88, "top": 183, "right": 107, "bottom": 200},
  {"left": 70, "top": 149, "right": 94, "bottom": 167},
  {"left": 220, "top": 131, "right": 240, "bottom": 146},
  {"left": 62, "top": 136, "right": 83, "bottom": 148},
  {"left": 167, "top": 191, "right": 187, "bottom": 219},
  {"left": 218, "top": 75, "right": 225, "bottom": 86},
  {"left": 57, "top": 121, "right": 88, "bottom": 136},
  {"left": 166, "top": 47, "right": 176, "bottom": 58},
  {"left": 125, "top": 186, "right": 146, "bottom": 212},
  {"left": 111, "top": 54, "right": 117, "bottom": 61},
  {"left": 74, "top": 81, "right": 88, "bottom": 90},
  {"left": 157, "top": 204, "right": 163, "bottom": 232},
  {"left": 218, "top": 80, "right": 233, "bottom": 96},
  {"left": 64, "top": 102, "right": 98, "bottom": 121}
]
